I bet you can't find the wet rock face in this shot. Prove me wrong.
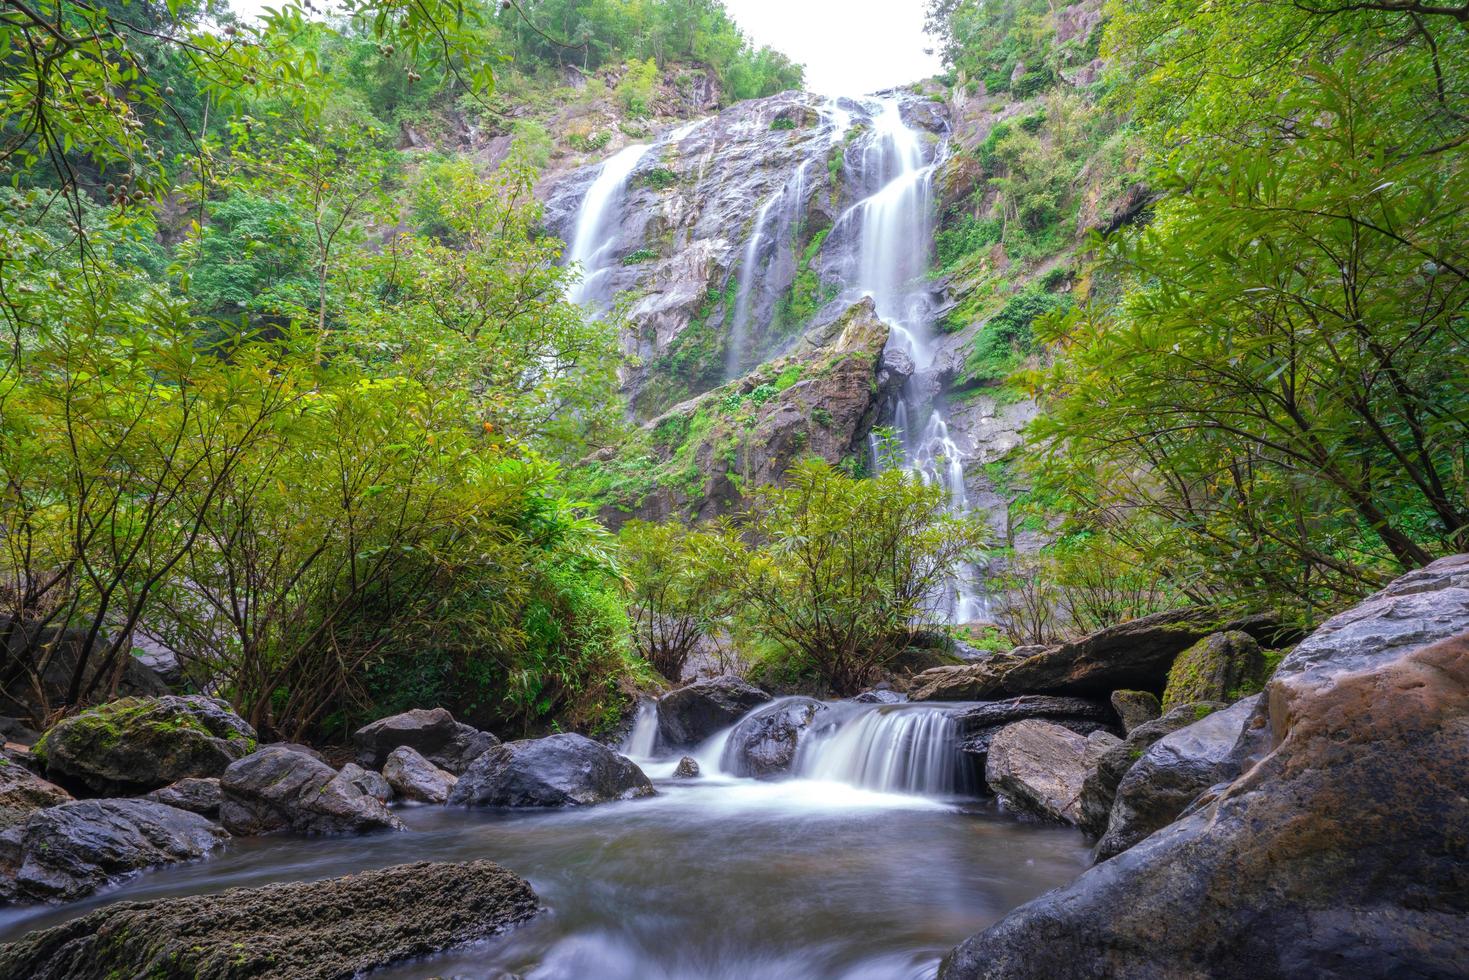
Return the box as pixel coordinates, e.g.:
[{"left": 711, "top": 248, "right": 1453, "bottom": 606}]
[
  {"left": 722, "top": 698, "right": 829, "bottom": 778},
  {"left": 1075, "top": 700, "right": 1226, "bottom": 839},
  {"left": 0, "top": 860, "right": 540, "bottom": 980},
  {"left": 352, "top": 707, "right": 498, "bottom": 775},
  {"left": 657, "top": 675, "right": 773, "bottom": 749},
  {"left": 337, "top": 763, "right": 394, "bottom": 805},
  {"left": 1108, "top": 690, "right": 1161, "bottom": 734},
  {"left": 1001, "top": 608, "right": 1282, "bottom": 696},
  {"left": 144, "top": 777, "right": 222, "bottom": 819},
  {"left": 672, "top": 756, "right": 700, "bottom": 778},
  {"left": 983, "top": 721, "right": 1119, "bottom": 825},
  {"left": 939, "top": 555, "right": 1469, "bottom": 980},
  {"left": 448, "top": 733, "right": 654, "bottom": 808},
  {"left": 1095, "top": 695, "right": 1266, "bottom": 860},
  {"left": 0, "top": 756, "right": 71, "bottom": 831},
  {"left": 0, "top": 799, "right": 228, "bottom": 904},
  {"left": 34, "top": 695, "right": 257, "bottom": 796},
  {"left": 907, "top": 654, "right": 1022, "bottom": 702},
  {"left": 382, "top": 745, "right": 457, "bottom": 804},
  {"left": 953, "top": 695, "right": 1114, "bottom": 770},
  {"left": 220, "top": 746, "right": 405, "bottom": 836}
]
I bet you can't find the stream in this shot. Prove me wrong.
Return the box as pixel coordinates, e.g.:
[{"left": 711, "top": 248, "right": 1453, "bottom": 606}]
[{"left": 0, "top": 700, "right": 1089, "bottom": 979}]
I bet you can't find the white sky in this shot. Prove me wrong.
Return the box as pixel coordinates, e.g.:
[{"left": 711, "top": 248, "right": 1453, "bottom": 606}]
[
  {"left": 228, "top": 1, "right": 941, "bottom": 97},
  {"left": 724, "top": 0, "right": 942, "bottom": 95}
]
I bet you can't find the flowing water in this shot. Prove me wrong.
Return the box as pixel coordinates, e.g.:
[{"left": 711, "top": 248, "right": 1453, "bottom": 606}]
[
  {"left": 0, "top": 698, "right": 1087, "bottom": 978},
  {"left": 564, "top": 142, "right": 652, "bottom": 309}
]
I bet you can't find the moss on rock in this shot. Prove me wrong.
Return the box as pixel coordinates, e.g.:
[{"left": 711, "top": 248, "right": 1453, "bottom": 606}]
[{"left": 1162, "top": 631, "right": 1270, "bottom": 710}]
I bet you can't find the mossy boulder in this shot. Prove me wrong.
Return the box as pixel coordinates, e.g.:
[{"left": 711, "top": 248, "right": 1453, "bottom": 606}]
[
  {"left": 1161, "top": 630, "right": 1269, "bottom": 710},
  {"left": 33, "top": 696, "right": 258, "bottom": 796}
]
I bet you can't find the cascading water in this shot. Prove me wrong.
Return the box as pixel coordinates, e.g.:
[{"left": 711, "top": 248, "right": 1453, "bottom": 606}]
[
  {"left": 837, "top": 95, "right": 989, "bottom": 623},
  {"left": 622, "top": 700, "right": 659, "bottom": 759},
  {"left": 563, "top": 142, "right": 651, "bottom": 309},
  {"left": 793, "top": 703, "right": 977, "bottom": 796}
]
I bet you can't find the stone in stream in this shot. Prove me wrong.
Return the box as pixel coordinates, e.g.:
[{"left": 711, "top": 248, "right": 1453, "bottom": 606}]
[
  {"left": 1074, "top": 700, "right": 1226, "bottom": 838},
  {"left": 1161, "top": 630, "right": 1271, "bottom": 709},
  {"left": 656, "top": 675, "right": 772, "bottom": 749},
  {"left": 672, "top": 756, "right": 700, "bottom": 778},
  {"left": 1095, "top": 694, "right": 1267, "bottom": 860},
  {"left": 220, "top": 746, "right": 404, "bottom": 836},
  {"left": 1000, "top": 608, "right": 1282, "bottom": 696},
  {"left": 722, "top": 697, "right": 829, "bottom": 778},
  {"left": 0, "top": 860, "right": 540, "bottom": 979},
  {"left": 351, "top": 707, "right": 498, "bottom": 775},
  {"left": 382, "top": 745, "right": 457, "bottom": 804},
  {"left": 0, "top": 753, "right": 72, "bottom": 831},
  {"left": 0, "top": 799, "right": 228, "bottom": 904},
  {"left": 984, "top": 720, "right": 1120, "bottom": 825},
  {"left": 32, "top": 695, "right": 258, "bottom": 796},
  {"left": 939, "top": 554, "right": 1469, "bottom": 980},
  {"left": 954, "top": 696, "right": 1114, "bottom": 770},
  {"left": 850, "top": 689, "right": 906, "bottom": 704},
  {"left": 907, "top": 653, "right": 1024, "bottom": 702},
  {"left": 337, "top": 763, "right": 394, "bottom": 804},
  {"left": 143, "top": 777, "right": 222, "bottom": 819},
  {"left": 1108, "top": 690, "right": 1161, "bottom": 734},
  {"left": 448, "top": 733, "right": 654, "bottom": 808}
]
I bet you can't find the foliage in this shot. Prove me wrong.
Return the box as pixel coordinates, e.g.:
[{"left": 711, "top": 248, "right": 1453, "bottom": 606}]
[
  {"left": 1027, "top": 2, "right": 1469, "bottom": 617},
  {"left": 964, "top": 285, "right": 1068, "bottom": 384},
  {"left": 618, "top": 519, "right": 730, "bottom": 682},
  {"left": 615, "top": 58, "right": 661, "bottom": 117},
  {"left": 704, "top": 460, "right": 988, "bottom": 694}
]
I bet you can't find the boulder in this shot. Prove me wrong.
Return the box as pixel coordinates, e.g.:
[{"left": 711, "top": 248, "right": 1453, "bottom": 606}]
[
  {"left": 382, "top": 745, "right": 457, "bottom": 804},
  {"left": 1001, "top": 608, "right": 1281, "bottom": 696},
  {"left": 219, "top": 746, "right": 405, "bottom": 836},
  {"left": 656, "top": 675, "right": 772, "bottom": 748},
  {"left": 448, "top": 733, "right": 654, "bottom": 808},
  {"left": 0, "top": 860, "right": 540, "bottom": 979},
  {"left": 1108, "top": 690, "right": 1161, "bottom": 733},
  {"left": 939, "top": 555, "right": 1469, "bottom": 980},
  {"left": 673, "top": 756, "right": 700, "bottom": 778},
  {"left": 0, "top": 717, "right": 40, "bottom": 747},
  {"left": 721, "top": 697, "right": 829, "bottom": 778},
  {"left": 337, "top": 763, "right": 394, "bottom": 804},
  {"left": 0, "top": 799, "right": 227, "bottom": 904},
  {"left": 0, "top": 756, "right": 71, "bottom": 831},
  {"left": 954, "top": 696, "right": 1114, "bottom": 768},
  {"left": 907, "top": 657, "right": 1018, "bottom": 702},
  {"left": 352, "top": 708, "right": 498, "bottom": 775},
  {"left": 33, "top": 695, "right": 257, "bottom": 796},
  {"left": 984, "top": 720, "right": 1119, "bottom": 825},
  {"left": 1162, "top": 630, "right": 1270, "bottom": 709},
  {"left": 1075, "top": 700, "right": 1226, "bottom": 838},
  {"left": 143, "top": 777, "right": 222, "bottom": 818},
  {"left": 1095, "top": 695, "right": 1266, "bottom": 860},
  {"left": 851, "top": 688, "right": 906, "bottom": 704}
]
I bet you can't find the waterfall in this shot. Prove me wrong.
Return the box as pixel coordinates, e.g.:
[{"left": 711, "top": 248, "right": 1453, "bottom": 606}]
[
  {"left": 564, "top": 143, "right": 651, "bottom": 309},
  {"left": 793, "top": 705, "right": 976, "bottom": 797},
  {"left": 839, "top": 95, "right": 988, "bottom": 623},
  {"left": 622, "top": 700, "right": 659, "bottom": 759},
  {"left": 725, "top": 191, "right": 782, "bottom": 379}
]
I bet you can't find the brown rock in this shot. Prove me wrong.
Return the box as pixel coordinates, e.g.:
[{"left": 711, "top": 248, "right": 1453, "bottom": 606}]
[{"left": 984, "top": 720, "right": 1119, "bottom": 825}]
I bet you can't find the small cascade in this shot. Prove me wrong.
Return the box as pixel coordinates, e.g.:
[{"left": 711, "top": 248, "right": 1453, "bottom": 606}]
[
  {"left": 794, "top": 705, "right": 976, "bottom": 796},
  {"left": 564, "top": 143, "right": 651, "bottom": 309},
  {"left": 725, "top": 191, "right": 782, "bottom": 379},
  {"left": 622, "top": 700, "right": 659, "bottom": 760}
]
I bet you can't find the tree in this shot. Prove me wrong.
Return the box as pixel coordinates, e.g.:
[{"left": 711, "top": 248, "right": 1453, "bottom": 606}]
[
  {"left": 708, "top": 459, "right": 988, "bottom": 695},
  {"left": 618, "top": 518, "right": 729, "bottom": 682}
]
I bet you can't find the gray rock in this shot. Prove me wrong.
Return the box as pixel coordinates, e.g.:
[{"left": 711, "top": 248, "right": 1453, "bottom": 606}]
[
  {"left": 1108, "top": 690, "right": 1161, "bottom": 733},
  {"left": 144, "top": 777, "right": 222, "bottom": 818},
  {"left": 0, "top": 860, "right": 540, "bottom": 979},
  {"left": 448, "top": 733, "right": 654, "bottom": 808},
  {"left": 337, "top": 763, "right": 394, "bottom": 804},
  {"left": 952, "top": 695, "right": 1114, "bottom": 770},
  {"left": 352, "top": 708, "right": 498, "bottom": 775},
  {"left": 939, "top": 571, "right": 1469, "bottom": 980},
  {"left": 908, "top": 656, "right": 1020, "bottom": 702},
  {"left": 1001, "top": 608, "right": 1282, "bottom": 696},
  {"left": 722, "top": 697, "right": 829, "bottom": 778},
  {"left": 1075, "top": 700, "right": 1226, "bottom": 838},
  {"left": 656, "top": 675, "right": 772, "bottom": 749},
  {"left": 33, "top": 695, "right": 257, "bottom": 796},
  {"left": 984, "top": 720, "right": 1119, "bottom": 825},
  {"left": 672, "top": 756, "right": 700, "bottom": 778},
  {"left": 1095, "top": 695, "right": 1266, "bottom": 860},
  {"left": 0, "top": 799, "right": 227, "bottom": 904},
  {"left": 382, "top": 745, "right": 456, "bottom": 804},
  {"left": 220, "top": 747, "right": 405, "bottom": 836},
  {"left": 851, "top": 689, "right": 906, "bottom": 704},
  {"left": 0, "top": 755, "right": 71, "bottom": 831},
  {"left": 0, "top": 717, "right": 40, "bottom": 747}
]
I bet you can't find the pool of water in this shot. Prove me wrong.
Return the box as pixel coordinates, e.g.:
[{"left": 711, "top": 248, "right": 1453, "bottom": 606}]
[{"left": 0, "top": 773, "right": 1086, "bottom": 979}]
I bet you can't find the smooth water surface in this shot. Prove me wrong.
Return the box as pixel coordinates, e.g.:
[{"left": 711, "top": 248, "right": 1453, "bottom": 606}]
[{"left": 0, "top": 770, "right": 1086, "bottom": 979}]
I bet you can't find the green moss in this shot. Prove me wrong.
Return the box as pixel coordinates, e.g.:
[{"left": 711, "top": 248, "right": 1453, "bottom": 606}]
[
  {"left": 622, "top": 248, "right": 659, "bottom": 266},
  {"left": 770, "top": 117, "right": 796, "bottom": 131},
  {"left": 636, "top": 167, "right": 679, "bottom": 191}
]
